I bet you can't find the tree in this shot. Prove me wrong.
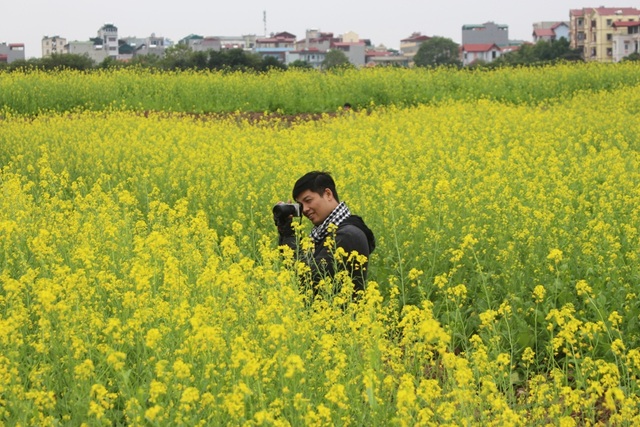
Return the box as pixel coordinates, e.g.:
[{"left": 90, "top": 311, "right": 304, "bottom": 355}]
[
  {"left": 622, "top": 52, "right": 640, "bottom": 62},
  {"left": 322, "top": 49, "right": 351, "bottom": 70},
  {"left": 260, "top": 55, "right": 287, "bottom": 71},
  {"left": 161, "top": 44, "right": 195, "bottom": 70},
  {"left": 490, "top": 38, "right": 583, "bottom": 67},
  {"left": 414, "top": 37, "right": 461, "bottom": 68}
]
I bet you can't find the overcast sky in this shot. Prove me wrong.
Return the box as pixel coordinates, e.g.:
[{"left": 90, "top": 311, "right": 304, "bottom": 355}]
[{"left": 2, "top": 1, "right": 635, "bottom": 58}]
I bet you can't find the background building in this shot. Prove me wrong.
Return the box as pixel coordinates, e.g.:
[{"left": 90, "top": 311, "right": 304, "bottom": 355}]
[
  {"left": 400, "top": 32, "right": 431, "bottom": 64},
  {"left": 532, "top": 22, "right": 570, "bottom": 42},
  {"left": 462, "top": 22, "right": 509, "bottom": 46},
  {"left": 570, "top": 7, "right": 640, "bottom": 62},
  {"left": 0, "top": 42, "right": 25, "bottom": 63},
  {"left": 42, "top": 36, "right": 67, "bottom": 57},
  {"left": 612, "top": 20, "right": 640, "bottom": 61},
  {"left": 97, "top": 23, "right": 119, "bottom": 59}
]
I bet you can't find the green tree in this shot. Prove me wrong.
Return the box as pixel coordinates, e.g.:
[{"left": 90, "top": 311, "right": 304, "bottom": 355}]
[
  {"left": 414, "top": 37, "right": 461, "bottom": 68},
  {"left": 322, "top": 49, "right": 351, "bottom": 70},
  {"left": 260, "top": 55, "right": 287, "bottom": 71},
  {"left": 622, "top": 52, "right": 640, "bottom": 62},
  {"left": 161, "top": 44, "right": 195, "bottom": 70},
  {"left": 492, "top": 38, "right": 583, "bottom": 67}
]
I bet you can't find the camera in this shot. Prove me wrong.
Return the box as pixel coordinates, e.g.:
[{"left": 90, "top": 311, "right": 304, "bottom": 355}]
[{"left": 272, "top": 203, "right": 302, "bottom": 222}]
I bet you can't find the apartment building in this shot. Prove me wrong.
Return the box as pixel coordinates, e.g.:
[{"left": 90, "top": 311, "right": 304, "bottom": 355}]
[
  {"left": 42, "top": 36, "right": 67, "bottom": 57},
  {"left": 97, "top": 23, "right": 119, "bottom": 59},
  {"left": 0, "top": 42, "right": 25, "bottom": 63},
  {"left": 570, "top": 7, "right": 640, "bottom": 62}
]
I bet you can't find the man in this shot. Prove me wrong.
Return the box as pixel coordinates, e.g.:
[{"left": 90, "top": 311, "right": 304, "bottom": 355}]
[{"left": 274, "top": 171, "right": 375, "bottom": 297}]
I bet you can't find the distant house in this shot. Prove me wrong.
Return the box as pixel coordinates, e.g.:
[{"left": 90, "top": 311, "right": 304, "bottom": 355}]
[
  {"left": 462, "top": 43, "right": 501, "bottom": 66},
  {"left": 400, "top": 32, "right": 431, "bottom": 63},
  {"left": 65, "top": 40, "right": 108, "bottom": 64},
  {"left": 286, "top": 29, "right": 367, "bottom": 67},
  {"left": 286, "top": 47, "right": 326, "bottom": 68},
  {"left": 42, "top": 36, "right": 67, "bottom": 58},
  {"left": 0, "top": 42, "right": 25, "bottom": 63},
  {"left": 532, "top": 22, "right": 570, "bottom": 43},
  {"left": 365, "top": 48, "right": 409, "bottom": 67},
  {"left": 255, "top": 32, "right": 296, "bottom": 62},
  {"left": 612, "top": 20, "right": 640, "bottom": 62},
  {"left": 462, "top": 22, "right": 509, "bottom": 46},
  {"left": 330, "top": 41, "right": 366, "bottom": 67}
]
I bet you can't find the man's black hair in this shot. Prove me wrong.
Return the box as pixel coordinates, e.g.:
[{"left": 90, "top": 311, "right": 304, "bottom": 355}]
[{"left": 292, "top": 171, "right": 340, "bottom": 202}]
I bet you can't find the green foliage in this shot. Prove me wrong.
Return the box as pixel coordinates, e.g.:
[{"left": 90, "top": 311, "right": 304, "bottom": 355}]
[
  {"left": 1, "top": 53, "right": 95, "bottom": 71},
  {"left": 414, "top": 37, "right": 462, "bottom": 68},
  {"left": 491, "top": 38, "right": 583, "bottom": 67},
  {"left": 623, "top": 52, "right": 640, "bottom": 62},
  {"left": 322, "top": 49, "right": 352, "bottom": 70}
]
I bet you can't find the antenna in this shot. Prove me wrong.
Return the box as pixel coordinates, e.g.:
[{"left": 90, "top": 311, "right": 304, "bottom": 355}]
[{"left": 263, "top": 10, "right": 267, "bottom": 36}]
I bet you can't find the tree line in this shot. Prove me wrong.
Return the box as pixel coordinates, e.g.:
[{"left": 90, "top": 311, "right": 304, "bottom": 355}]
[
  {"left": 413, "top": 36, "right": 640, "bottom": 68},
  {"left": 0, "top": 44, "right": 353, "bottom": 72},
  {"left": 3, "top": 37, "right": 638, "bottom": 72}
]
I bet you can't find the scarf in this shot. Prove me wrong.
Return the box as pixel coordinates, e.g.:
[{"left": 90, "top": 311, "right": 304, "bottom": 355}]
[{"left": 310, "top": 202, "right": 351, "bottom": 243}]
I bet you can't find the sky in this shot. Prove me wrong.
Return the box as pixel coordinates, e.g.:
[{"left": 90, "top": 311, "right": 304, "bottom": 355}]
[{"left": 2, "top": 1, "right": 636, "bottom": 59}]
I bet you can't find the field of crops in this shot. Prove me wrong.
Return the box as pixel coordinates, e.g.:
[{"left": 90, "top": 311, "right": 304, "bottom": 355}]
[{"left": 1, "top": 64, "right": 639, "bottom": 426}]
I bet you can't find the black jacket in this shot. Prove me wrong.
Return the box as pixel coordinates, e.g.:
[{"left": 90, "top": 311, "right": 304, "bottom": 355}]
[{"left": 278, "top": 215, "right": 375, "bottom": 296}]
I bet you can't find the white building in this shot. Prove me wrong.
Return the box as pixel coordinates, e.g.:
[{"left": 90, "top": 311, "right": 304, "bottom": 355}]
[
  {"left": 42, "top": 36, "right": 67, "bottom": 57},
  {"left": 97, "top": 23, "right": 118, "bottom": 59},
  {"left": 612, "top": 20, "right": 640, "bottom": 62},
  {"left": 462, "top": 43, "right": 502, "bottom": 66}
]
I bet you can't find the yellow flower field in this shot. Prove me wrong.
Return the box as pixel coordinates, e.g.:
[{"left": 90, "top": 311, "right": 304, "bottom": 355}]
[{"left": 0, "top": 66, "right": 639, "bottom": 425}]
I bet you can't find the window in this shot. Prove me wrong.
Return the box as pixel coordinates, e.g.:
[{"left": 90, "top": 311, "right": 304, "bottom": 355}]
[
  {"left": 591, "top": 47, "right": 596, "bottom": 57},
  {"left": 607, "top": 33, "right": 612, "bottom": 41},
  {"left": 606, "top": 19, "right": 613, "bottom": 27},
  {"left": 607, "top": 48, "right": 612, "bottom": 56},
  {"left": 591, "top": 20, "right": 596, "bottom": 28},
  {"left": 577, "top": 18, "right": 584, "bottom": 27}
]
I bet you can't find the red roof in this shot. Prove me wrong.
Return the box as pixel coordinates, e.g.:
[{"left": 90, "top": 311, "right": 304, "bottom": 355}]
[
  {"left": 613, "top": 21, "right": 640, "bottom": 27},
  {"left": 0, "top": 54, "right": 8, "bottom": 62},
  {"left": 533, "top": 28, "right": 555, "bottom": 37},
  {"left": 9, "top": 43, "right": 24, "bottom": 48},
  {"left": 591, "top": 7, "right": 640, "bottom": 15},
  {"left": 365, "top": 50, "right": 392, "bottom": 57},
  {"left": 570, "top": 9, "right": 584, "bottom": 17},
  {"left": 401, "top": 34, "right": 431, "bottom": 42},
  {"left": 551, "top": 22, "right": 568, "bottom": 29},
  {"left": 463, "top": 43, "right": 500, "bottom": 53},
  {"left": 256, "top": 37, "right": 295, "bottom": 43}
]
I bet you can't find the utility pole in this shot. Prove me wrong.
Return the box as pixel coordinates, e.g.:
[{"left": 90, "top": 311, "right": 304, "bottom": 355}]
[{"left": 263, "top": 10, "right": 267, "bottom": 37}]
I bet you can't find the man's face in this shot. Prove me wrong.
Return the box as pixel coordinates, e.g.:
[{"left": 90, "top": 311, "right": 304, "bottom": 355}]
[{"left": 296, "top": 188, "right": 339, "bottom": 226}]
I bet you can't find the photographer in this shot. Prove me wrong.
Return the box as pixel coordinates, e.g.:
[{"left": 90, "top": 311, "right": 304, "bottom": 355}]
[{"left": 274, "top": 171, "right": 375, "bottom": 298}]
